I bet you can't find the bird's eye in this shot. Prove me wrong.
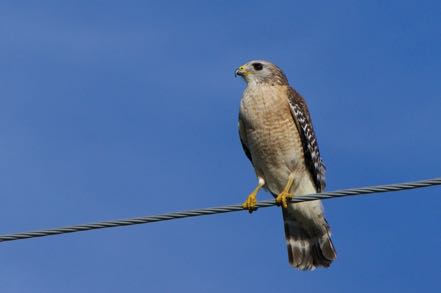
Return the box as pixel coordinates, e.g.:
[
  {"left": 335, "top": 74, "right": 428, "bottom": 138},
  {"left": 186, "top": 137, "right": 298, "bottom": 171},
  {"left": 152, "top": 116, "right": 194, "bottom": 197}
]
[{"left": 252, "top": 63, "right": 263, "bottom": 71}]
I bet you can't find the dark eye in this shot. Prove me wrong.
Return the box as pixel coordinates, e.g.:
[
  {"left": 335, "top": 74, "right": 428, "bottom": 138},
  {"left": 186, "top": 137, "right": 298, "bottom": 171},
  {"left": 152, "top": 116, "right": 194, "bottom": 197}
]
[{"left": 252, "top": 62, "right": 263, "bottom": 71}]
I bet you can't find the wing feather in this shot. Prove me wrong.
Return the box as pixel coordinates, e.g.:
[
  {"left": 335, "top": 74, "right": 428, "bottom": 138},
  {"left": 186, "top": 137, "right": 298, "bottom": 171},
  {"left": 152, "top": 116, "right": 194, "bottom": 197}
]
[
  {"left": 287, "top": 87, "right": 326, "bottom": 192},
  {"left": 238, "top": 116, "right": 252, "bottom": 163}
]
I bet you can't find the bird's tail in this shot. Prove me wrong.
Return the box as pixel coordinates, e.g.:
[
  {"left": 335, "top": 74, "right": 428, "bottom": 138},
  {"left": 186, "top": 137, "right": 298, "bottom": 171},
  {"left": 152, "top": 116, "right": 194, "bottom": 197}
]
[{"left": 282, "top": 201, "right": 336, "bottom": 270}]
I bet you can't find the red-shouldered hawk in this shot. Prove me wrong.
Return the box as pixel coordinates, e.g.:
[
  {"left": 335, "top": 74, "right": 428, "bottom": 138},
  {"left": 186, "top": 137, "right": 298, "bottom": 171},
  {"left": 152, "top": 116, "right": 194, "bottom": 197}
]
[{"left": 236, "top": 60, "right": 336, "bottom": 270}]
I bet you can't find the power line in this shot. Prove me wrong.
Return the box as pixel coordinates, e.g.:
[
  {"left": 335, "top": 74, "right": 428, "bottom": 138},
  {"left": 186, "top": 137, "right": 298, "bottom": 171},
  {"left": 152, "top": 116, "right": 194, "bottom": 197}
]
[{"left": 1, "top": 177, "right": 440, "bottom": 243}]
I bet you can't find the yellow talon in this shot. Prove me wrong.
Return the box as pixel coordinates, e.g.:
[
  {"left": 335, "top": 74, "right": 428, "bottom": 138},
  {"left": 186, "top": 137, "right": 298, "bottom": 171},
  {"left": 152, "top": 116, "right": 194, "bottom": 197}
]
[
  {"left": 242, "top": 192, "right": 257, "bottom": 213},
  {"left": 276, "top": 174, "right": 296, "bottom": 209},
  {"left": 275, "top": 190, "right": 293, "bottom": 209},
  {"left": 242, "top": 178, "right": 265, "bottom": 213}
]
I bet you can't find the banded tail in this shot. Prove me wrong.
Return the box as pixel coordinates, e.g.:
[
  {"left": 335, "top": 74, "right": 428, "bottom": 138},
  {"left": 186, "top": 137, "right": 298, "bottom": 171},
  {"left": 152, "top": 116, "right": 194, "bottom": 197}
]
[{"left": 282, "top": 201, "right": 336, "bottom": 270}]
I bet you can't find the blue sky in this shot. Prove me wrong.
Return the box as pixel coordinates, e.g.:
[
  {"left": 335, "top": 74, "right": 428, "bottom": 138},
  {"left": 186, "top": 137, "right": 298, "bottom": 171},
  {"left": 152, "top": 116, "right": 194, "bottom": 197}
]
[{"left": 1, "top": 1, "right": 440, "bottom": 292}]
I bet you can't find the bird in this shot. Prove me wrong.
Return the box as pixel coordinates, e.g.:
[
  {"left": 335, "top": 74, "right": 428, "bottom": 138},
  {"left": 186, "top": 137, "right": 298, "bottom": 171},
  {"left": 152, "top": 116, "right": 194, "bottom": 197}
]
[{"left": 235, "top": 60, "right": 336, "bottom": 270}]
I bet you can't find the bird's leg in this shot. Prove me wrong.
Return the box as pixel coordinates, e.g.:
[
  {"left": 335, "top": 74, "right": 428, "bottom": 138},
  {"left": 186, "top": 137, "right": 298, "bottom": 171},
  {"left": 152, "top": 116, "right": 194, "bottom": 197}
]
[
  {"left": 242, "top": 177, "right": 265, "bottom": 213},
  {"left": 275, "top": 174, "right": 295, "bottom": 209}
]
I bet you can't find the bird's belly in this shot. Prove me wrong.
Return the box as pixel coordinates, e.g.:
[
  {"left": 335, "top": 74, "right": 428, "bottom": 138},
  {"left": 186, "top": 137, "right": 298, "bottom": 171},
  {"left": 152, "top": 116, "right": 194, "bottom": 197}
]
[
  {"left": 247, "top": 124, "right": 305, "bottom": 193},
  {"left": 241, "top": 89, "right": 306, "bottom": 194}
]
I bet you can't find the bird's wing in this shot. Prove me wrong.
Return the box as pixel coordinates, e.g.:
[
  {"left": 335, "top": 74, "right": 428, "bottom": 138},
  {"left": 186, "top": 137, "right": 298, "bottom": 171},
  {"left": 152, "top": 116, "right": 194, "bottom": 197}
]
[
  {"left": 238, "top": 115, "right": 252, "bottom": 163},
  {"left": 287, "top": 87, "right": 326, "bottom": 192}
]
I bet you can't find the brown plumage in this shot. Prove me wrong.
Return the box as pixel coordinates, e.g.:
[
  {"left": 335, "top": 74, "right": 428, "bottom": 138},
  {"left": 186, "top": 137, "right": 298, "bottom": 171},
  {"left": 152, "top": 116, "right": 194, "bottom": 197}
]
[{"left": 236, "top": 60, "right": 336, "bottom": 270}]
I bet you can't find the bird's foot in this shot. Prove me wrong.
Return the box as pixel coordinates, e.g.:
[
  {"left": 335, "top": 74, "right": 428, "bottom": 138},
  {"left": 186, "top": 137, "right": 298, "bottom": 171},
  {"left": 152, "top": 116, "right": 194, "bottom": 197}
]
[
  {"left": 242, "top": 192, "right": 258, "bottom": 213},
  {"left": 275, "top": 190, "right": 293, "bottom": 209},
  {"left": 242, "top": 178, "right": 265, "bottom": 213}
]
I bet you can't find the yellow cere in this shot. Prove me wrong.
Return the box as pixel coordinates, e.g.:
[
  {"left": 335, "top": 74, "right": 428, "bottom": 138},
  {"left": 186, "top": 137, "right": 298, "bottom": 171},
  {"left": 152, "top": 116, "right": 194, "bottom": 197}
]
[{"left": 239, "top": 66, "right": 251, "bottom": 75}]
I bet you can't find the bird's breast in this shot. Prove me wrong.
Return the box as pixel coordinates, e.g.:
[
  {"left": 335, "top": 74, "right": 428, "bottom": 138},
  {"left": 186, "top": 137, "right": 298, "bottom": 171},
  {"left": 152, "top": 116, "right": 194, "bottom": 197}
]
[{"left": 240, "top": 85, "right": 305, "bottom": 178}]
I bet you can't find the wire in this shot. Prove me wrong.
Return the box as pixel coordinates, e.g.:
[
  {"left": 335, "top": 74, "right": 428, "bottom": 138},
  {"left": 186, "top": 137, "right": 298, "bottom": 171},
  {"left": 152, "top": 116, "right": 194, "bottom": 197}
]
[{"left": 1, "top": 177, "right": 440, "bottom": 243}]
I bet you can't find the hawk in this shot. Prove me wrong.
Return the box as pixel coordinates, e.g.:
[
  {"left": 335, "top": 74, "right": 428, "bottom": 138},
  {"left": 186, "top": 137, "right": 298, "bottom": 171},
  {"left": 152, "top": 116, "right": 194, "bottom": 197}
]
[{"left": 235, "top": 60, "right": 336, "bottom": 270}]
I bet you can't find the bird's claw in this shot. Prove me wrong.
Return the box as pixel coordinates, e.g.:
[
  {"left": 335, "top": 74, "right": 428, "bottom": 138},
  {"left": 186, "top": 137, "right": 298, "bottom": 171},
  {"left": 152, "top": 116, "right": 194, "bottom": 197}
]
[
  {"left": 242, "top": 193, "right": 257, "bottom": 213},
  {"left": 275, "top": 190, "right": 293, "bottom": 209}
]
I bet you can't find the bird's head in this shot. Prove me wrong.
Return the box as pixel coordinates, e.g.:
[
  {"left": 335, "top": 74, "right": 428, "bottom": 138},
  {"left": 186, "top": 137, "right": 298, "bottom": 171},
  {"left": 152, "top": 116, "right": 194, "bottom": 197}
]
[{"left": 235, "top": 60, "right": 288, "bottom": 85}]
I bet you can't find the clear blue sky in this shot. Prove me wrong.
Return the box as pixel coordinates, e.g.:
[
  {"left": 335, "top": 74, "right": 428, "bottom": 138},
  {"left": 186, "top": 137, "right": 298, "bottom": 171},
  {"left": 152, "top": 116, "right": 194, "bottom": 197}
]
[{"left": 1, "top": 1, "right": 440, "bottom": 292}]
